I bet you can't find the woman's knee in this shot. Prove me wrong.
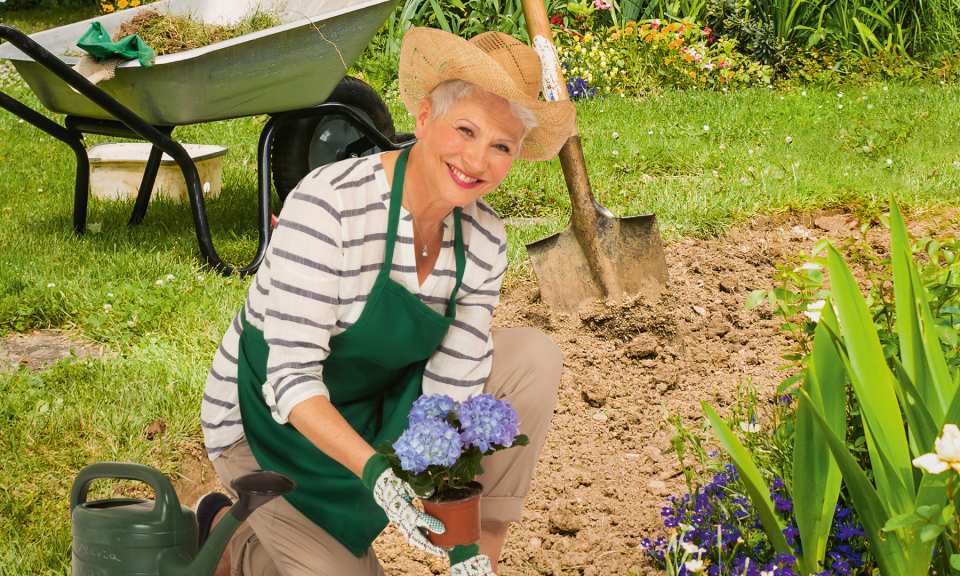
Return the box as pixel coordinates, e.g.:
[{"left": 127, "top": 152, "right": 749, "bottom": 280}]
[{"left": 490, "top": 327, "right": 563, "bottom": 396}]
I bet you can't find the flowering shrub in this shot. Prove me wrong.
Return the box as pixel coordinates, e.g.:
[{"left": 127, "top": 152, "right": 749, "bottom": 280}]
[
  {"left": 100, "top": 0, "right": 144, "bottom": 13},
  {"left": 553, "top": 19, "right": 771, "bottom": 97},
  {"left": 642, "top": 466, "right": 869, "bottom": 575},
  {"left": 383, "top": 393, "right": 528, "bottom": 499}
]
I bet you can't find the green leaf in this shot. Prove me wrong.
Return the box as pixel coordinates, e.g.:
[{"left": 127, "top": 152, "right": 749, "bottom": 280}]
[
  {"left": 916, "top": 504, "right": 941, "bottom": 519},
  {"left": 891, "top": 358, "right": 939, "bottom": 458},
  {"left": 793, "top": 314, "right": 845, "bottom": 572},
  {"left": 825, "top": 244, "right": 915, "bottom": 514},
  {"left": 799, "top": 389, "right": 912, "bottom": 576},
  {"left": 889, "top": 199, "right": 954, "bottom": 423},
  {"left": 883, "top": 511, "right": 925, "bottom": 531},
  {"left": 950, "top": 554, "right": 960, "bottom": 570},
  {"left": 702, "top": 403, "right": 795, "bottom": 561},
  {"left": 921, "top": 523, "right": 945, "bottom": 543},
  {"left": 746, "top": 289, "right": 767, "bottom": 310}
]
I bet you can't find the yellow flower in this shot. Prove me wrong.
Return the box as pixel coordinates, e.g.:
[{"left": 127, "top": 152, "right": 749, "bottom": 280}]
[
  {"left": 101, "top": 3, "right": 115, "bottom": 12},
  {"left": 131, "top": 0, "right": 141, "bottom": 5},
  {"left": 118, "top": 0, "right": 128, "bottom": 8}
]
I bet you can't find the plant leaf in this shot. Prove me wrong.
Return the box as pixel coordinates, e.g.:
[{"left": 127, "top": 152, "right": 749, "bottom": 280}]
[
  {"left": 793, "top": 311, "right": 845, "bottom": 573},
  {"left": 799, "top": 389, "right": 912, "bottom": 575},
  {"left": 702, "top": 402, "right": 795, "bottom": 561},
  {"left": 825, "top": 244, "right": 915, "bottom": 514}
]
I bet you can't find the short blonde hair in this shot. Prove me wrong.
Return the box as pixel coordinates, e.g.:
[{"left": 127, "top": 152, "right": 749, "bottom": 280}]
[{"left": 428, "top": 79, "right": 538, "bottom": 140}]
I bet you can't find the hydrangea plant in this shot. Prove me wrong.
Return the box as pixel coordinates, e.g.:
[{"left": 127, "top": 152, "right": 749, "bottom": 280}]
[{"left": 382, "top": 393, "right": 529, "bottom": 501}]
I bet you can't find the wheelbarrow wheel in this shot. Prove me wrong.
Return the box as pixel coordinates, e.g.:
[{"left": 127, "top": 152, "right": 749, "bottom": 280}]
[{"left": 271, "top": 76, "right": 396, "bottom": 203}]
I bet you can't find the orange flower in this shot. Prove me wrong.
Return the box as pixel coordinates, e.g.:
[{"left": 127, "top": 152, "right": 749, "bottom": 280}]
[{"left": 668, "top": 38, "right": 683, "bottom": 49}]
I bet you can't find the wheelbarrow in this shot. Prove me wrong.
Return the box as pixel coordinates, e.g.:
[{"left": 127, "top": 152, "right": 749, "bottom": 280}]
[{"left": 0, "top": 0, "right": 406, "bottom": 275}]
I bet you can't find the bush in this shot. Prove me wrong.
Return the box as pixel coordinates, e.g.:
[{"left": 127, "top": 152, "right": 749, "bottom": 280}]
[{"left": 553, "top": 19, "right": 771, "bottom": 96}]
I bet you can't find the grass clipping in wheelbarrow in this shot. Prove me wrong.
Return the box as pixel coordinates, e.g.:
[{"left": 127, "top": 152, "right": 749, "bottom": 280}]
[{"left": 114, "top": 9, "right": 281, "bottom": 55}]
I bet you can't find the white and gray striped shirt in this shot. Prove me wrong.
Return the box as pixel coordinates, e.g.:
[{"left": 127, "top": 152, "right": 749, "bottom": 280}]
[{"left": 201, "top": 154, "right": 508, "bottom": 459}]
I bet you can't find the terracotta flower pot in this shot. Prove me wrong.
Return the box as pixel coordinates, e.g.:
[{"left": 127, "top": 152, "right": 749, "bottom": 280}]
[{"left": 420, "top": 482, "right": 482, "bottom": 548}]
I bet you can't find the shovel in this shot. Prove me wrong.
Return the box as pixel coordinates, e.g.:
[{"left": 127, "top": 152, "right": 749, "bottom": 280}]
[{"left": 520, "top": 0, "right": 668, "bottom": 313}]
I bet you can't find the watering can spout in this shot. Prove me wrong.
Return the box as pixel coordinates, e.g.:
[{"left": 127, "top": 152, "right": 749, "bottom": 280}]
[{"left": 176, "top": 471, "right": 295, "bottom": 576}]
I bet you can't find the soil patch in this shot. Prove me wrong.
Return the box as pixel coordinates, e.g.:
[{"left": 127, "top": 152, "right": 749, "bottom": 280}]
[{"left": 0, "top": 329, "right": 105, "bottom": 371}]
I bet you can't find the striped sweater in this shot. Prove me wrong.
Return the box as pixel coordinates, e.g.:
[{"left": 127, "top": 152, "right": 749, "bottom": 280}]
[{"left": 201, "top": 154, "right": 508, "bottom": 458}]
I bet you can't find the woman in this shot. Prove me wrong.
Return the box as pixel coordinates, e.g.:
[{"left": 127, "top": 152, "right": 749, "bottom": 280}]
[{"left": 199, "top": 27, "right": 576, "bottom": 576}]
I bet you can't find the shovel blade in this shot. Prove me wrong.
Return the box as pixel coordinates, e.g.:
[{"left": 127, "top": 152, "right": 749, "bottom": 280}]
[{"left": 526, "top": 214, "right": 667, "bottom": 313}]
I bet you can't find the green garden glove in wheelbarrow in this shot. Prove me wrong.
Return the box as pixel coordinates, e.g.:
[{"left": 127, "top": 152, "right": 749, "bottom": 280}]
[{"left": 76, "top": 21, "right": 155, "bottom": 67}]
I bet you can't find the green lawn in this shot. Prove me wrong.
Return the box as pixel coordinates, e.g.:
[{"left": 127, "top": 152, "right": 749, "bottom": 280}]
[{"left": 1, "top": 13, "right": 960, "bottom": 572}]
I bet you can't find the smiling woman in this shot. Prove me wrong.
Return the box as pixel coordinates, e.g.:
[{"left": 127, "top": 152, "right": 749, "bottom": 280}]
[{"left": 197, "top": 26, "right": 575, "bottom": 576}]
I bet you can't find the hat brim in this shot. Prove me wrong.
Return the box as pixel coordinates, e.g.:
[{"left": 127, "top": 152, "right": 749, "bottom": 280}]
[{"left": 399, "top": 27, "right": 576, "bottom": 161}]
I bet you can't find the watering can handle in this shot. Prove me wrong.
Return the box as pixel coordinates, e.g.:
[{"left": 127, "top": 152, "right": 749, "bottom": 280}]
[{"left": 70, "top": 462, "right": 180, "bottom": 520}]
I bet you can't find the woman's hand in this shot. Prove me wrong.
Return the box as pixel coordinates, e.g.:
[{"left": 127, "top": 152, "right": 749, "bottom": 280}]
[
  {"left": 450, "top": 554, "right": 495, "bottom": 575},
  {"left": 362, "top": 454, "right": 446, "bottom": 556}
]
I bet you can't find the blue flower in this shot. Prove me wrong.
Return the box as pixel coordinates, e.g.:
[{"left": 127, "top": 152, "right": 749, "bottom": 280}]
[
  {"left": 408, "top": 394, "right": 458, "bottom": 425},
  {"left": 458, "top": 394, "right": 520, "bottom": 452},
  {"left": 566, "top": 77, "right": 596, "bottom": 100},
  {"left": 392, "top": 418, "right": 462, "bottom": 474}
]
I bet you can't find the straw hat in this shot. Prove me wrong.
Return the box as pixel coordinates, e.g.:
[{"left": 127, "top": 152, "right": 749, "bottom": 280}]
[{"left": 399, "top": 27, "right": 576, "bottom": 161}]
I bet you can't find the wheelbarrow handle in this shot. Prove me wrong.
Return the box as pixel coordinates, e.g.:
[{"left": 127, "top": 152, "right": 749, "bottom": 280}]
[{"left": 520, "top": 0, "right": 623, "bottom": 298}]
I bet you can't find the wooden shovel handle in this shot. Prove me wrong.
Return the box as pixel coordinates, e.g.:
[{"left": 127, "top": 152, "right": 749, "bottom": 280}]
[{"left": 520, "top": 0, "right": 623, "bottom": 298}]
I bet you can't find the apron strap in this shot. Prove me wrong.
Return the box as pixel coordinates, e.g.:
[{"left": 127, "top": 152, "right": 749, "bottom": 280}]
[
  {"left": 446, "top": 208, "right": 465, "bottom": 318},
  {"left": 381, "top": 147, "right": 410, "bottom": 279},
  {"left": 384, "top": 146, "right": 467, "bottom": 319}
]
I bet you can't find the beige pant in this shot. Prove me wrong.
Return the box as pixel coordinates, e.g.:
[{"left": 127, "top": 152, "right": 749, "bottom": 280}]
[{"left": 211, "top": 327, "right": 562, "bottom": 576}]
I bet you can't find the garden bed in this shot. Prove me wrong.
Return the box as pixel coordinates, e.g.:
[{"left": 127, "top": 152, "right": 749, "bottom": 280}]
[{"left": 169, "top": 207, "right": 960, "bottom": 575}]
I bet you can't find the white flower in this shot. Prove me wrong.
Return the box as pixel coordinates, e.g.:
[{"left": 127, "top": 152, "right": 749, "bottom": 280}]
[
  {"left": 703, "top": 124, "right": 710, "bottom": 132},
  {"left": 612, "top": 149, "right": 619, "bottom": 156},
  {"left": 761, "top": 570, "right": 776, "bottom": 576},
  {"left": 647, "top": 129, "right": 654, "bottom": 136},
  {"left": 885, "top": 158, "right": 893, "bottom": 167},
  {"left": 800, "top": 90, "right": 807, "bottom": 96},
  {"left": 795, "top": 262, "right": 822, "bottom": 272},
  {"left": 165, "top": 274, "right": 176, "bottom": 281},
  {"left": 611, "top": 131, "right": 620, "bottom": 140},
  {"left": 103, "top": 303, "right": 112, "bottom": 312},
  {"left": 46, "top": 282, "right": 56, "bottom": 288},
  {"left": 803, "top": 300, "right": 827, "bottom": 323},
  {"left": 680, "top": 541, "right": 703, "bottom": 554},
  {"left": 127, "top": 320, "right": 136, "bottom": 328},
  {"left": 155, "top": 279, "right": 164, "bottom": 287},
  {"left": 684, "top": 559, "right": 706, "bottom": 573},
  {"left": 913, "top": 424, "right": 960, "bottom": 474},
  {"left": 837, "top": 104, "right": 844, "bottom": 110},
  {"left": 837, "top": 91, "right": 844, "bottom": 98},
  {"left": 106, "top": 292, "right": 114, "bottom": 299},
  {"left": 740, "top": 421, "right": 760, "bottom": 433},
  {"left": 785, "top": 136, "right": 793, "bottom": 144}
]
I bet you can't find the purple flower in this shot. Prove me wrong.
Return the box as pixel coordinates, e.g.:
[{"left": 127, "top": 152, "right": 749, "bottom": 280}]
[
  {"left": 392, "top": 418, "right": 462, "bottom": 474},
  {"left": 566, "top": 77, "right": 596, "bottom": 100},
  {"left": 458, "top": 394, "right": 520, "bottom": 452},
  {"left": 408, "top": 394, "right": 458, "bottom": 425}
]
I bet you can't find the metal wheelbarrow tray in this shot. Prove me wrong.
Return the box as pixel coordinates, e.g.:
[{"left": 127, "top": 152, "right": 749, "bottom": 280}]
[{"left": 0, "top": 0, "right": 402, "bottom": 274}]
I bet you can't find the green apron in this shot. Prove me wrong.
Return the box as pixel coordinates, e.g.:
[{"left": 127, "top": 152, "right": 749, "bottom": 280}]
[{"left": 236, "top": 147, "right": 466, "bottom": 556}]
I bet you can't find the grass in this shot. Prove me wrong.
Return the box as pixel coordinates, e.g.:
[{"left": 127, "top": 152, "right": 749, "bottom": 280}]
[
  {"left": 0, "top": 5, "right": 100, "bottom": 35},
  {"left": 1, "top": 13, "right": 960, "bottom": 571},
  {"left": 115, "top": 8, "right": 281, "bottom": 55}
]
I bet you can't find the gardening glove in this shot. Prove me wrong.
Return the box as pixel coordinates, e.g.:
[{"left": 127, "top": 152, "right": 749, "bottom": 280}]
[
  {"left": 449, "top": 544, "right": 495, "bottom": 576},
  {"left": 362, "top": 453, "right": 446, "bottom": 556}
]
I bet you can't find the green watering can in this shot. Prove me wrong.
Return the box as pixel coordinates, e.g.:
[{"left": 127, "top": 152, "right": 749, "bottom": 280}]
[{"left": 70, "top": 462, "right": 294, "bottom": 575}]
